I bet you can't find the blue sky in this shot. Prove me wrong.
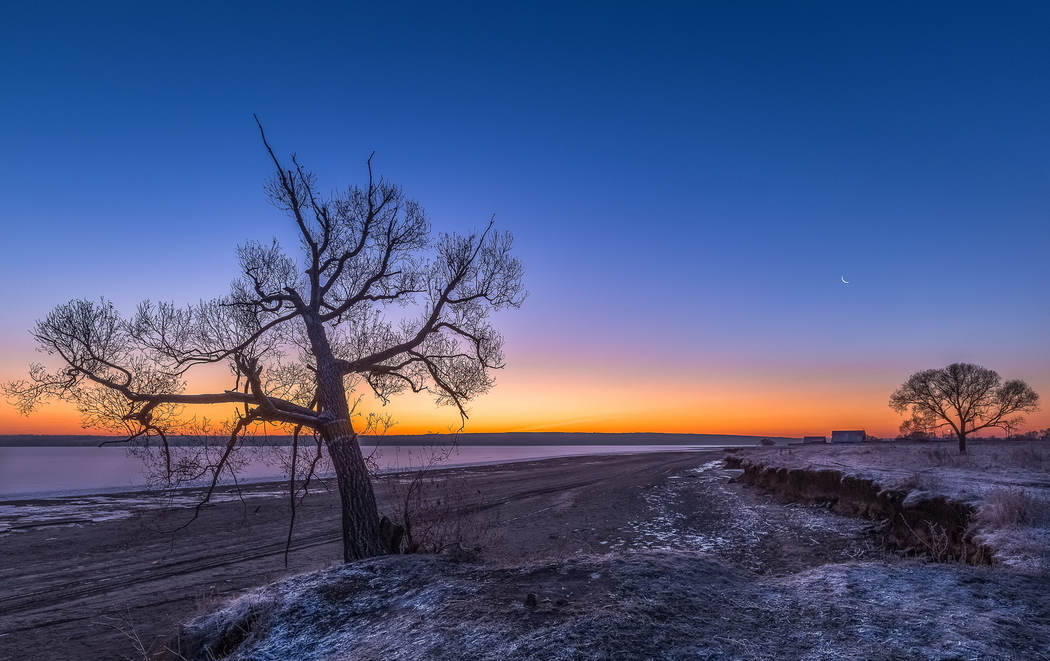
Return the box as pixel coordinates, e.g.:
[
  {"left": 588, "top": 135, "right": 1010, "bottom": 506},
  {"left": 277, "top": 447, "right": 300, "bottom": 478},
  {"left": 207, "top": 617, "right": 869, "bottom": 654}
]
[{"left": 2, "top": 1, "right": 1048, "bottom": 436}]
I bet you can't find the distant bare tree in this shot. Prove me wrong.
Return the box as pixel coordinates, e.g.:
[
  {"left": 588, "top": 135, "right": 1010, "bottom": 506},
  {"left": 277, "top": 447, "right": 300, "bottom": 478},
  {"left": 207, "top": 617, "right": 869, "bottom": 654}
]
[
  {"left": 1000, "top": 418, "right": 1022, "bottom": 440},
  {"left": 4, "top": 122, "right": 526, "bottom": 561},
  {"left": 896, "top": 417, "right": 936, "bottom": 441},
  {"left": 889, "top": 363, "right": 1039, "bottom": 454}
]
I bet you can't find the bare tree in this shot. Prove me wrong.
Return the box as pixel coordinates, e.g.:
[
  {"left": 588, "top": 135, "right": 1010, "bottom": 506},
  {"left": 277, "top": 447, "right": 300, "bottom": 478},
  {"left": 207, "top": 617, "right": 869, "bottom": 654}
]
[
  {"left": 896, "top": 416, "right": 936, "bottom": 441},
  {"left": 4, "top": 123, "right": 526, "bottom": 561},
  {"left": 889, "top": 363, "right": 1039, "bottom": 454}
]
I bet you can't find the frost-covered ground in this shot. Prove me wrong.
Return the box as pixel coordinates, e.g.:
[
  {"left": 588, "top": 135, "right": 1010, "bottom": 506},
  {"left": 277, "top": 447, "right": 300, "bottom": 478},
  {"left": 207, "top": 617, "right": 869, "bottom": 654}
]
[
  {"left": 731, "top": 441, "right": 1050, "bottom": 501},
  {"left": 0, "top": 487, "right": 287, "bottom": 534},
  {"left": 177, "top": 552, "right": 1050, "bottom": 661},
  {"left": 733, "top": 441, "right": 1050, "bottom": 571},
  {"left": 620, "top": 460, "right": 880, "bottom": 572},
  {"left": 175, "top": 448, "right": 1050, "bottom": 660}
]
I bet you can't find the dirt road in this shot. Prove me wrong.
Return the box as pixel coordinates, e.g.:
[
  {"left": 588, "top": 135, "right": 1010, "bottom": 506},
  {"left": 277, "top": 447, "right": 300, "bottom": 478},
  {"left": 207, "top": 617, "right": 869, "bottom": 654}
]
[{"left": 2, "top": 451, "right": 734, "bottom": 660}]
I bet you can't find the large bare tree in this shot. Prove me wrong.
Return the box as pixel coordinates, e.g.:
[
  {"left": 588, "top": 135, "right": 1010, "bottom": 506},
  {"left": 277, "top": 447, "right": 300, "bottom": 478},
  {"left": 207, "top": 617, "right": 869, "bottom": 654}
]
[
  {"left": 889, "top": 362, "right": 1039, "bottom": 454},
  {"left": 5, "top": 127, "right": 526, "bottom": 561}
]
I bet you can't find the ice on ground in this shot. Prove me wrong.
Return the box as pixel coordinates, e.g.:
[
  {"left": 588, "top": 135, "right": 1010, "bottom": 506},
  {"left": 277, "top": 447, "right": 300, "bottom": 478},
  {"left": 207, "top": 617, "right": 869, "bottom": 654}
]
[{"left": 0, "top": 489, "right": 286, "bottom": 534}]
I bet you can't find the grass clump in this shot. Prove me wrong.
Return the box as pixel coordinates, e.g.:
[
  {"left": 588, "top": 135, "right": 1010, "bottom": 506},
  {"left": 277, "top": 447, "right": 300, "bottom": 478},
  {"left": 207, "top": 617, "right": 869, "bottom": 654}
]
[{"left": 976, "top": 488, "right": 1050, "bottom": 529}]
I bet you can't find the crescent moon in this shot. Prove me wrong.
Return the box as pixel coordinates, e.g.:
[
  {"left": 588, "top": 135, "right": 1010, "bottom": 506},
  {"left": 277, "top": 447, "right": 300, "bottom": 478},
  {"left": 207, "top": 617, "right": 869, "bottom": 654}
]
[{"left": 841, "top": 276, "right": 849, "bottom": 283}]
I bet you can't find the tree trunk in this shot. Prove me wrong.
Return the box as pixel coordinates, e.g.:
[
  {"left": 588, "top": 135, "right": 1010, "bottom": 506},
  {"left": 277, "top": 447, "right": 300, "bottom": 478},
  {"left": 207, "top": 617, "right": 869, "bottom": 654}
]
[
  {"left": 958, "top": 430, "right": 967, "bottom": 455},
  {"left": 324, "top": 419, "right": 387, "bottom": 561},
  {"left": 302, "top": 308, "right": 387, "bottom": 562}
]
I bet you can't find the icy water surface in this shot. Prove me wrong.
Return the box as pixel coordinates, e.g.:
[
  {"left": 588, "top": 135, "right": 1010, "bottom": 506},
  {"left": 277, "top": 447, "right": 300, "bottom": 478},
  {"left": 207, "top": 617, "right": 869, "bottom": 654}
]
[
  {"left": 0, "top": 445, "right": 723, "bottom": 499},
  {"left": 0, "top": 488, "right": 288, "bottom": 535}
]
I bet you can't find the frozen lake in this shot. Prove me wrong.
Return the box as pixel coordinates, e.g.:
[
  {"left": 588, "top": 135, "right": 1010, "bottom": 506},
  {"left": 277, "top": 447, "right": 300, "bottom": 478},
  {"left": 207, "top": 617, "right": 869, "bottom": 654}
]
[{"left": 0, "top": 444, "right": 723, "bottom": 500}]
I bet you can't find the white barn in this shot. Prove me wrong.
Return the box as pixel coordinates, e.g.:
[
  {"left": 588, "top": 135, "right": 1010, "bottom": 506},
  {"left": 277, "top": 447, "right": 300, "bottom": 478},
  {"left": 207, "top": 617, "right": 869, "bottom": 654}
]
[{"left": 830, "top": 430, "right": 866, "bottom": 443}]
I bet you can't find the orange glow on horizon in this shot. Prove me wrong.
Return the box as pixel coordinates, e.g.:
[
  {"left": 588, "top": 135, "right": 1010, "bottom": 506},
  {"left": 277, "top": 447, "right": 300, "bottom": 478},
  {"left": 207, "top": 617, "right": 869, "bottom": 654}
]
[
  {"left": 3, "top": 349, "right": 1047, "bottom": 439},
  {"left": 5, "top": 365, "right": 1047, "bottom": 439}
]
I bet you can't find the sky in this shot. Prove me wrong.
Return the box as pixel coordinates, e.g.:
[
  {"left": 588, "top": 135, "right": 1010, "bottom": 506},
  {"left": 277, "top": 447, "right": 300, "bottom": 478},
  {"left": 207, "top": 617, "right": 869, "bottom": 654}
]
[{"left": 1, "top": 1, "right": 1048, "bottom": 438}]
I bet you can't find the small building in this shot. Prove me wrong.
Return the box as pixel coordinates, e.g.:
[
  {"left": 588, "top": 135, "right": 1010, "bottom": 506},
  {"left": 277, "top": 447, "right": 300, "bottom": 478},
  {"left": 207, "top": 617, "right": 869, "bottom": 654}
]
[
  {"left": 830, "top": 430, "right": 866, "bottom": 443},
  {"left": 803, "top": 436, "right": 827, "bottom": 444}
]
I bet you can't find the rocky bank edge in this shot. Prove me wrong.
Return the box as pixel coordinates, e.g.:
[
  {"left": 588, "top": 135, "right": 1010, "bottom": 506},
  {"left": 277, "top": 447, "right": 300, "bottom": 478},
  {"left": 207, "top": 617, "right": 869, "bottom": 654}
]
[{"left": 724, "top": 445, "right": 1050, "bottom": 569}]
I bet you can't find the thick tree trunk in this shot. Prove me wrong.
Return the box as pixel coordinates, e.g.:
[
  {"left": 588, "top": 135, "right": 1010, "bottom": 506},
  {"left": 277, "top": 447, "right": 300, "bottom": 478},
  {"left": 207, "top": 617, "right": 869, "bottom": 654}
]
[
  {"left": 958, "top": 431, "right": 967, "bottom": 455},
  {"left": 302, "top": 309, "right": 387, "bottom": 562},
  {"left": 323, "top": 419, "right": 387, "bottom": 561}
]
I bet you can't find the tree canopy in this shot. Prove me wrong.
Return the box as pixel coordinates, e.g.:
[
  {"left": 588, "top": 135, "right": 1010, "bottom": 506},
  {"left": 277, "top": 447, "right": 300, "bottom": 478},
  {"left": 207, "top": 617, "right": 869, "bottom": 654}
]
[
  {"left": 889, "top": 362, "right": 1039, "bottom": 454},
  {"left": 5, "top": 129, "right": 526, "bottom": 560}
]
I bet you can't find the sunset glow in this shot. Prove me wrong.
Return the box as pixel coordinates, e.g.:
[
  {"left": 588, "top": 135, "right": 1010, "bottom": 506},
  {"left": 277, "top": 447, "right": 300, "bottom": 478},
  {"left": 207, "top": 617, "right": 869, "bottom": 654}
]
[
  {"left": 4, "top": 353, "right": 1046, "bottom": 439},
  {"left": 8, "top": 7, "right": 1050, "bottom": 659},
  {"left": 1, "top": 3, "right": 1048, "bottom": 441}
]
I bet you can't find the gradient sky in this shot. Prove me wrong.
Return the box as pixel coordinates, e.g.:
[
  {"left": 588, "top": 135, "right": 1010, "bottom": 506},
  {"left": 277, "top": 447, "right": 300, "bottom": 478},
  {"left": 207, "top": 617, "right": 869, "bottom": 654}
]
[{"left": 2, "top": 1, "right": 1049, "bottom": 438}]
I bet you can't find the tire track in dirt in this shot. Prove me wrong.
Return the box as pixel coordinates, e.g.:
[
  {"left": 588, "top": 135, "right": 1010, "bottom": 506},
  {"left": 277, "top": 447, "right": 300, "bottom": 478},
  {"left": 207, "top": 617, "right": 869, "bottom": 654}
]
[{"left": 0, "top": 529, "right": 341, "bottom": 617}]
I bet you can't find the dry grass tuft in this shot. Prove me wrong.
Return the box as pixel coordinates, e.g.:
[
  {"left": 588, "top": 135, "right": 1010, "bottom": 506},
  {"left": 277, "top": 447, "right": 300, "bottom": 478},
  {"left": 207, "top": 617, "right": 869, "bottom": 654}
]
[
  {"left": 999, "top": 443, "right": 1050, "bottom": 469},
  {"left": 908, "top": 442, "right": 1050, "bottom": 470},
  {"left": 970, "top": 488, "right": 1050, "bottom": 573},
  {"left": 976, "top": 489, "right": 1035, "bottom": 529}
]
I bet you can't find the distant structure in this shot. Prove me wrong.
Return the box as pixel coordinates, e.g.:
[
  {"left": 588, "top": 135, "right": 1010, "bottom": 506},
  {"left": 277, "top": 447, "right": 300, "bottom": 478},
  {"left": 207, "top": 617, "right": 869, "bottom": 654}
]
[
  {"left": 830, "top": 430, "right": 866, "bottom": 443},
  {"left": 803, "top": 436, "right": 827, "bottom": 444}
]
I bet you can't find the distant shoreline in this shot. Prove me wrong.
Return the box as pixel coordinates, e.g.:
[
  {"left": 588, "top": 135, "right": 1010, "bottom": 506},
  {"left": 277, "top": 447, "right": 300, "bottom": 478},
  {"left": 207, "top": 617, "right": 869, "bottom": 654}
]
[{"left": 0, "top": 432, "right": 799, "bottom": 447}]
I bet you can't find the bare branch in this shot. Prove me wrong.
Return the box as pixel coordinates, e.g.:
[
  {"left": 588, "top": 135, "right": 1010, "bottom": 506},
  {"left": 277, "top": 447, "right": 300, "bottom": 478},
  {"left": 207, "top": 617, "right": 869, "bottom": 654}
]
[{"left": 7, "top": 137, "right": 525, "bottom": 562}]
